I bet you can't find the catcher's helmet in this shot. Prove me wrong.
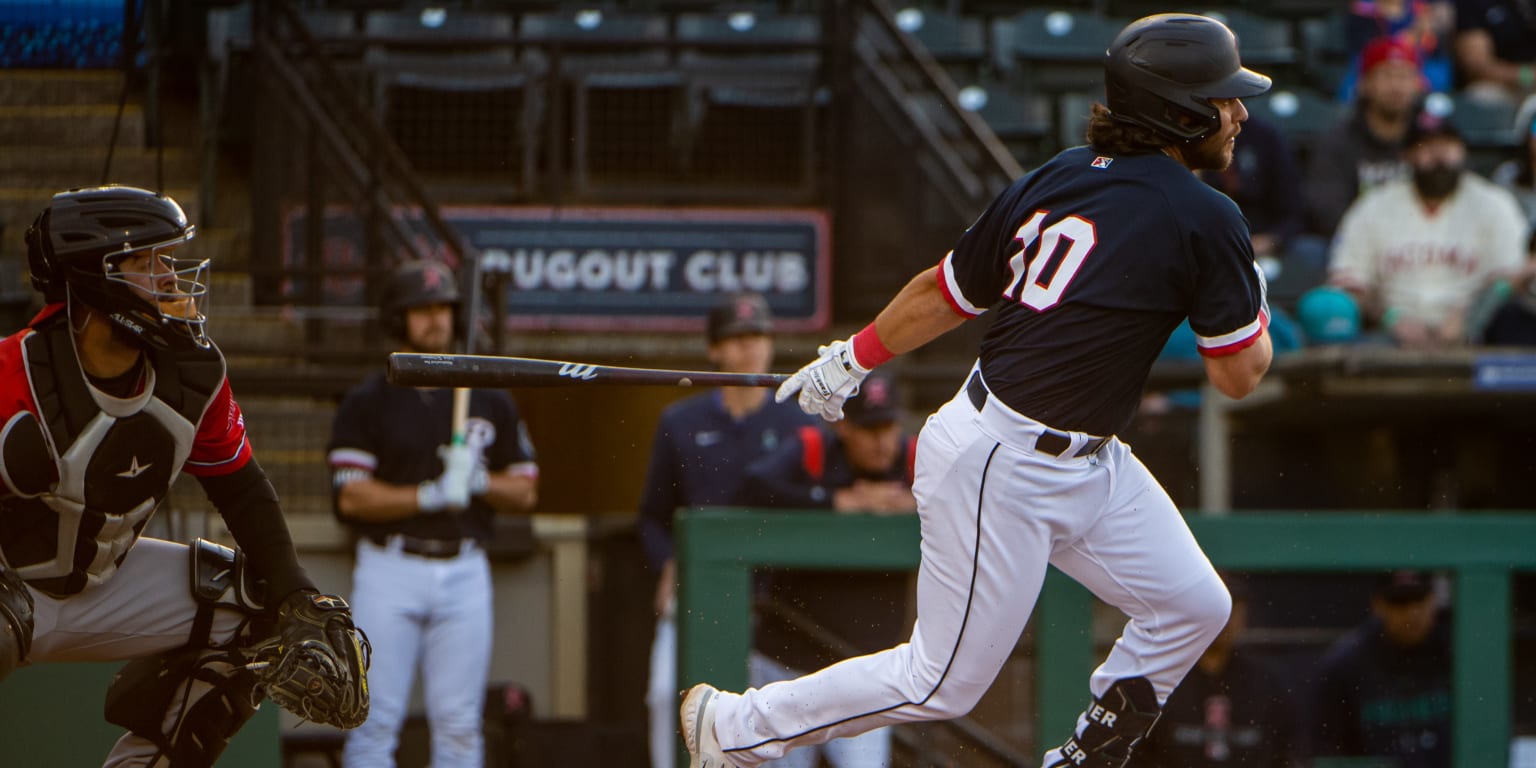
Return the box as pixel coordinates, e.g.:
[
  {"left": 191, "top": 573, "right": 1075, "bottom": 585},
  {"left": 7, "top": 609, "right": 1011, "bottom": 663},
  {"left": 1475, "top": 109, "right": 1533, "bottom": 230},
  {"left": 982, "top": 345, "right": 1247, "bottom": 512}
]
[
  {"left": 380, "top": 260, "right": 461, "bottom": 339},
  {"left": 1105, "top": 14, "right": 1272, "bottom": 142},
  {"left": 26, "top": 185, "right": 209, "bottom": 350}
]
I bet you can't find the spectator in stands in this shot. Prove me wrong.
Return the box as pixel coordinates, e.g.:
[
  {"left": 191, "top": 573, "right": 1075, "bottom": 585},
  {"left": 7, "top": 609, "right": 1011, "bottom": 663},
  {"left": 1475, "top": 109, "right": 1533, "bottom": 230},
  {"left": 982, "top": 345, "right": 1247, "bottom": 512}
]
[
  {"left": 734, "top": 370, "right": 917, "bottom": 768},
  {"left": 1200, "top": 116, "right": 1306, "bottom": 291},
  {"left": 1491, "top": 95, "right": 1536, "bottom": 223},
  {"left": 1311, "top": 570, "right": 1451, "bottom": 768},
  {"left": 1341, "top": 0, "right": 1454, "bottom": 99},
  {"left": 1130, "top": 579, "right": 1302, "bottom": 768},
  {"left": 1326, "top": 110, "right": 1528, "bottom": 347},
  {"left": 1455, "top": 0, "right": 1536, "bottom": 103},
  {"left": 638, "top": 293, "right": 815, "bottom": 768},
  {"left": 1304, "top": 37, "right": 1426, "bottom": 242}
]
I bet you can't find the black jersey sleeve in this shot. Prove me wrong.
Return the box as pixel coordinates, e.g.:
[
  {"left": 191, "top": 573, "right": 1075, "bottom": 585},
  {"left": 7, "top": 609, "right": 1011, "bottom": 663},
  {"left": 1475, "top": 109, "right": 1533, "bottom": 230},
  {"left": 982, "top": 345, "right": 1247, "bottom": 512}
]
[
  {"left": 482, "top": 391, "right": 536, "bottom": 472},
  {"left": 1187, "top": 202, "right": 1269, "bottom": 357},
  {"left": 937, "top": 181, "right": 1030, "bottom": 318},
  {"left": 326, "top": 375, "right": 384, "bottom": 473}
]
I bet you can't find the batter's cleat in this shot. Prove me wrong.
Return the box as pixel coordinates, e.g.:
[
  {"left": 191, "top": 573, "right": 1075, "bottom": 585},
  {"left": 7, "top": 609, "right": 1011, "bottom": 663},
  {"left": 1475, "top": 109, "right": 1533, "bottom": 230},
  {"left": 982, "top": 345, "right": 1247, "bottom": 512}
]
[{"left": 681, "top": 683, "right": 739, "bottom": 768}]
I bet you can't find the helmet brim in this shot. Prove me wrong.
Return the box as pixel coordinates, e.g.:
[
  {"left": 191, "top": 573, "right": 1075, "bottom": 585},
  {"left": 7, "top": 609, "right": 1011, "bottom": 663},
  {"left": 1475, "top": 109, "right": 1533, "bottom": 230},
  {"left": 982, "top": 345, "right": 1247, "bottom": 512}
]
[{"left": 1204, "top": 66, "right": 1272, "bottom": 99}]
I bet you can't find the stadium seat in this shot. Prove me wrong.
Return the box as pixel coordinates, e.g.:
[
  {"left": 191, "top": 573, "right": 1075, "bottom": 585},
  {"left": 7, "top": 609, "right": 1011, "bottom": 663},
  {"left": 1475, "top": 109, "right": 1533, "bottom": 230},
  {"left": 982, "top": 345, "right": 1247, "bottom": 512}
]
[
  {"left": 1203, "top": 9, "right": 1296, "bottom": 68},
  {"left": 891, "top": 7, "right": 990, "bottom": 71},
  {"left": 949, "top": 75, "right": 1050, "bottom": 144},
  {"left": 1245, "top": 87, "right": 1341, "bottom": 146},
  {"left": 1445, "top": 92, "right": 1520, "bottom": 149},
  {"left": 1001, "top": 8, "right": 1125, "bottom": 103},
  {"left": 517, "top": 10, "right": 671, "bottom": 73},
  {"left": 675, "top": 11, "right": 822, "bottom": 79},
  {"left": 360, "top": 10, "right": 539, "bottom": 189}
]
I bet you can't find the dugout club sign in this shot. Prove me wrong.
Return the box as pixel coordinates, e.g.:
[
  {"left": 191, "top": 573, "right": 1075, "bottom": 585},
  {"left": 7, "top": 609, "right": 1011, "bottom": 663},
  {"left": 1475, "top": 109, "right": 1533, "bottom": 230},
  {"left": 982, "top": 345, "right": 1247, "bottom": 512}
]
[{"left": 282, "top": 206, "right": 830, "bottom": 333}]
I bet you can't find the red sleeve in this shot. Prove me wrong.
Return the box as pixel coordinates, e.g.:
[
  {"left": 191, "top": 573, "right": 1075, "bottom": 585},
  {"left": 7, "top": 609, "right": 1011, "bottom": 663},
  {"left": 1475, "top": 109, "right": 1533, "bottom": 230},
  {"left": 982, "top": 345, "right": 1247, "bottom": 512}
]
[{"left": 183, "top": 380, "right": 252, "bottom": 477}]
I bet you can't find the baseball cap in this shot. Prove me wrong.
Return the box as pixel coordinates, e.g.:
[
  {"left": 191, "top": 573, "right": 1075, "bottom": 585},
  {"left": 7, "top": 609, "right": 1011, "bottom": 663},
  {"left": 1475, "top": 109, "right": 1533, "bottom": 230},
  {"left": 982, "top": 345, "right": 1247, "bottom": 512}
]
[
  {"left": 707, "top": 292, "right": 774, "bottom": 344},
  {"left": 1359, "top": 37, "right": 1421, "bottom": 77},
  {"left": 1403, "top": 109, "right": 1464, "bottom": 148},
  {"left": 843, "top": 370, "right": 902, "bottom": 427},
  {"left": 1374, "top": 569, "right": 1435, "bottom": 604},
  {"left": 1296, "top": 286, "right": 1361, "bottom": 345}
]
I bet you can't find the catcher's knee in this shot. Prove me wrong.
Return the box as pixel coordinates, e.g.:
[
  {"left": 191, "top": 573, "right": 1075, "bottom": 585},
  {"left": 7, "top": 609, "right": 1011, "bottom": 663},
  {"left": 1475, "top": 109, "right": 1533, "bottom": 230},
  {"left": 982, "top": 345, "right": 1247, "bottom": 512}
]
[
  {"left": 104, "top": 646, "right": 262, "bottom": 768},
  {"left": 0, "top": 563, "right": 34, "bottom": 683}
]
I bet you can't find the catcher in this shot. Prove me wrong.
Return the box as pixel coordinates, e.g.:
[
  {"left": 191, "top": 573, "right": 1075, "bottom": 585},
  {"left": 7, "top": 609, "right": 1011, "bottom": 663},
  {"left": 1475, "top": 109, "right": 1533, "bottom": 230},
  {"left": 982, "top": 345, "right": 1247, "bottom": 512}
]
[{"left": 0, "top": 186, "right": 368, "bottom": 767}]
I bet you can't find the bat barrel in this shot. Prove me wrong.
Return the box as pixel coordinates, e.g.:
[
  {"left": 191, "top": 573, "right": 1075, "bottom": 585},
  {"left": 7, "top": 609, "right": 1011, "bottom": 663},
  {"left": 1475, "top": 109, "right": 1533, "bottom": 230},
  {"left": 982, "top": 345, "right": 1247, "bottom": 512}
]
[{"left": 387, "top": 353, "right": 790, "bottom": 388}]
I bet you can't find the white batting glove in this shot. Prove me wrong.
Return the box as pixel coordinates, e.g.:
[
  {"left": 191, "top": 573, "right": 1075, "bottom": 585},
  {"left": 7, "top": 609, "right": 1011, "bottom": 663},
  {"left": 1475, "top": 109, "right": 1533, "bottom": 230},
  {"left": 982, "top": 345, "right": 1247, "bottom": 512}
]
[
  {"left": 418, "top": 444, "right": 476, "bottom": 513},
  {"left": 775, "top": 338, "right": 870, "bottom": 422}
]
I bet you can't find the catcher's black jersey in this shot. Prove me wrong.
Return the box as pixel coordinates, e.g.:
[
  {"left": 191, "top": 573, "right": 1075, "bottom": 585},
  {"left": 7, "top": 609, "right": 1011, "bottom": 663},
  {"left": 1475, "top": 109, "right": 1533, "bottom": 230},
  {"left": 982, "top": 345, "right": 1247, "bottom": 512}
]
[{"left": 940, "top": 146, "right": 1268, "bottom": 436}]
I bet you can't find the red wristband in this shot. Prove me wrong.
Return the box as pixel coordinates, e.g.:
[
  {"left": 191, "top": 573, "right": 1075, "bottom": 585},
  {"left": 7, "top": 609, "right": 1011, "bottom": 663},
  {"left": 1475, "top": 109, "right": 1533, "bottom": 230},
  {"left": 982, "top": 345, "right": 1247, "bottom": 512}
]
[{"left": 851, "top": 322, "right": 895, "bottom": 369}]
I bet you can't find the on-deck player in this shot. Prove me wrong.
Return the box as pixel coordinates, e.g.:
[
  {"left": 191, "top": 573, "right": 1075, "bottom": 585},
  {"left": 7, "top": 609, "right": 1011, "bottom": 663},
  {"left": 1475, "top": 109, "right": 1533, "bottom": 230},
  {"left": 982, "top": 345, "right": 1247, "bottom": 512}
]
[
  {"left": 329, "top": 259, "right": 539, "bottom": 768},
  {"left": 0, "top": 185, "right": 365, "bottom": 766},
  {"left": 682, "top": 14, "right": 1275, "bottom": 768}
]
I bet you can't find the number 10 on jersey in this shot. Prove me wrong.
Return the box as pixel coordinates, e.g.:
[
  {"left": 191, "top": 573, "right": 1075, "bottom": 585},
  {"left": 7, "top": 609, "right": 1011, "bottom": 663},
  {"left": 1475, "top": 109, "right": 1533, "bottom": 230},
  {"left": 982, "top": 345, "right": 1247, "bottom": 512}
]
[{"left": 1002, "top": 210, "right": 1098, "bottom": 311}]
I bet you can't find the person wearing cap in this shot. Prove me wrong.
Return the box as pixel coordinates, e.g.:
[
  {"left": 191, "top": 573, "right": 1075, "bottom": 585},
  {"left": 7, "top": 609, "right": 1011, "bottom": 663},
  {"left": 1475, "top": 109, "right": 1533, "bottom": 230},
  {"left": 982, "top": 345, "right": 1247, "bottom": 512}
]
[
  {"left": 1304, "top": 37, "right": 1428, "bottom": 243},
  {"left": 638, "top": 292, "right": 816, "bottom": 768},
  {"left": 734, "top": 370, "right": 918, "bottom": 768},
  {"left": 1310, "top": 570, "right": 1451, "bottom": 768},
  {"left": 1325, "top": 109, "right": 1528, "bottom": 348},
  {"left": 1455, "top": 0, "right": 1536, "bottom": 103},
  {"left": 1131, "top": 578, "right": 1303, "bottom": 768}
]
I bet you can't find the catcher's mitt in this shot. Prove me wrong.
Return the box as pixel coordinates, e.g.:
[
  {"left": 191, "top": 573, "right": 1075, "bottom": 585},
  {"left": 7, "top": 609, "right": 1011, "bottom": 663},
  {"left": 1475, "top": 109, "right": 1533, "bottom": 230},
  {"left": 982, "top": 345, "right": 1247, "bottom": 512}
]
[{"left": 247, "top": 591, "right": 370, "bottom": 729}]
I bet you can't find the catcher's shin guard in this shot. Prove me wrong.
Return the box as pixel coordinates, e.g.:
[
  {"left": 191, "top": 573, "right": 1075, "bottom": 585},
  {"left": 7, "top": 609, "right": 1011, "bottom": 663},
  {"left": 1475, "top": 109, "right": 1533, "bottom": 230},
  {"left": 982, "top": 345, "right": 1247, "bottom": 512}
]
[
  {"left": 1045, "top": 677, "right": 1162, "bottom": 768},
  {"left": 0, "top": 562, "right": 34, "bottom": 682},
  {"left": 104, "top": 646, "right": 262, "bottom": 768},
  {"left": 101, "top": 538, "right": 271, "bottom": 767}
]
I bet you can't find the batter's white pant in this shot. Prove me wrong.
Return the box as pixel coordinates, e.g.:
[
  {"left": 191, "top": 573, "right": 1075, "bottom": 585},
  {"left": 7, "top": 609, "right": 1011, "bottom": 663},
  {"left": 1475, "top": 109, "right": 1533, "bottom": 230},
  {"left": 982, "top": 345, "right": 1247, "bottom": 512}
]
[
  {"left": 749, "top": 653, "right": 892, "bottom": 768},
  {"left": 647, "top": 608, "right": 678, "bottom": 768},
  {"left": 710, "top": 370, "right": 1230, "bottom": 768},
  {"left": 343, "top": 536, "right": 493, "bottom": 768},
  {"left": 24, "top": 537, "right": 250, "bottom": 768}
]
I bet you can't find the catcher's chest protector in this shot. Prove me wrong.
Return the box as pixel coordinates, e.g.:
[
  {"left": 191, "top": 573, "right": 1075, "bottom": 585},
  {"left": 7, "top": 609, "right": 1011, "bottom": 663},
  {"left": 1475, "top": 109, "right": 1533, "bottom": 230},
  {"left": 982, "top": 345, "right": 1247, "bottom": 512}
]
[{"left": 0, "top": 319, "right": 224, "bottom": 597}]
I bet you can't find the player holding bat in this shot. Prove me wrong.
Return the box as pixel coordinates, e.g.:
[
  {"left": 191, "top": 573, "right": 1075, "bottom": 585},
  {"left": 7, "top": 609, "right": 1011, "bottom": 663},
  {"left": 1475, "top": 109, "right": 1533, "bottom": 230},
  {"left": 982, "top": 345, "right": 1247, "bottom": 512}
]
[{"left": 328, "top": 259, "right": 538, "bottom": 768}]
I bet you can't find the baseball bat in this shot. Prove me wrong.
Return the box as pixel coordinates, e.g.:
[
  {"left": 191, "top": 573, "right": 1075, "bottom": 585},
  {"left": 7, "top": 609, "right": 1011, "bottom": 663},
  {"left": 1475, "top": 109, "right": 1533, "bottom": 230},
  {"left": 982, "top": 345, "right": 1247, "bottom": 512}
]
[{"left": 389, "top": 353, "right": 791, "bottom": 388}]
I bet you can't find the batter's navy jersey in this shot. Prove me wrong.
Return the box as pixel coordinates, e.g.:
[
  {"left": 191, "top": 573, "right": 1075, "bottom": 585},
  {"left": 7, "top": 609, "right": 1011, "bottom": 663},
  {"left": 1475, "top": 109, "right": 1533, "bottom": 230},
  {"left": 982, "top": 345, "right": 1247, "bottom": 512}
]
[
  {"left": 939, "top": 146, "right": 1269, "bottom": 436},
  {"left": 637, "top": 392, "right": 815, "bottom": 570},
  {"left": 328, "top": 372, "right": 537, "bottom": 543}
]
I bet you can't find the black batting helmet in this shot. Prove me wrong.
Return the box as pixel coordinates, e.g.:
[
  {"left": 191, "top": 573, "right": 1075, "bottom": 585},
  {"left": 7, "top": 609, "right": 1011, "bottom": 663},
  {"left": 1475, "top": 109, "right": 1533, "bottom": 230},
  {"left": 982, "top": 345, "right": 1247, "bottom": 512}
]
[
  {"left": 26, "top": 185, "right": 209, "bottom": 350},
  {"left": 1104, "top": 14, "right": 1271, "bottom": 142},
  {"left": 380, "top": 259, "right": 461, "bottom": 339}
]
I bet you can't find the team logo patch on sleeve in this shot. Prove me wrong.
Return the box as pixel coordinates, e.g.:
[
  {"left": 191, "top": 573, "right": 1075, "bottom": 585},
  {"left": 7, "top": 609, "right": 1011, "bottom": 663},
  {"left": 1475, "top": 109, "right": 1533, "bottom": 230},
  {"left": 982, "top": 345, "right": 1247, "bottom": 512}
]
[{"left": 1090, "top": 156, "right": 1113, "bottom": 169}]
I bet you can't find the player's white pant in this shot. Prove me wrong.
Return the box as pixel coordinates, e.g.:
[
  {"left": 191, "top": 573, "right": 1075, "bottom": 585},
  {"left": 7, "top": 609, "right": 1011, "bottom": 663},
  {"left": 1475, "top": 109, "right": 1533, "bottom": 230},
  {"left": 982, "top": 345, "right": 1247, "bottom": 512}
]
[
  {"left": 342, "top": 536, "right": 493, "bottom": 768},
  {"left": 750, "top": 652, "right": 892, "bottom": 768},
  {"left": 710, "top": 372, "right": 1229, "bottom": 768},
  {"left": 648, "top": 608, "right": 678, "bottom": 768},
  {"left": 24, "top": 537, "right": 248, "bottom": 768}
]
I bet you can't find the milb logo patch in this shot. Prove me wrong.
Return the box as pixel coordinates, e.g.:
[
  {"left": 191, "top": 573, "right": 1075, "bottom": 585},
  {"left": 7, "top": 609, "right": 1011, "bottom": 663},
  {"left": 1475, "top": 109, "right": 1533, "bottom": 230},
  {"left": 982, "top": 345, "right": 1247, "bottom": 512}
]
[{"left": 1090, "top": 156, "right": 1113, "bottom": 169}]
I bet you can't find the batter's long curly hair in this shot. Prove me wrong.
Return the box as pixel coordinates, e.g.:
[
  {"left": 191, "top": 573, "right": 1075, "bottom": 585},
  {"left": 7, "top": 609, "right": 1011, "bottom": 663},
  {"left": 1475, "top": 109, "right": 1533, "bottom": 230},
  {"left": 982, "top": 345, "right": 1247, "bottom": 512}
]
[{"left": 1085, "top": 103, "right": 1172, "bottom": 156}]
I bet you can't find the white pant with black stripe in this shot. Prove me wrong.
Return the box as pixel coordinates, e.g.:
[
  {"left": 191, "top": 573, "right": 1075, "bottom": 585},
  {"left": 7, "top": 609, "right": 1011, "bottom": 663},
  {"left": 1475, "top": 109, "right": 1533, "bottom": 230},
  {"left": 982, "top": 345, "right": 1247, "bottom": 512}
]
[{"left": 709, "top": 371, "right": 1230, "bottom": 767}]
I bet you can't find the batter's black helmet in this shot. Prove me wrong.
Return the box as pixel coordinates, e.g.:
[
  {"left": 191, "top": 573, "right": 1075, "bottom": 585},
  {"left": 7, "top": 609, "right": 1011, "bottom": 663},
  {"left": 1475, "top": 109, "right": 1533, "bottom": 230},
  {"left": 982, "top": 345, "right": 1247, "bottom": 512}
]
[
  {"left": 381, "top": 259, "right": 461, "bottom": 339},
  {"left": 26, "top": 185, "right": 209, "bottom": 350},
  {"left": 1105, "top": 14, "right": 1271, "bottom": 142}
]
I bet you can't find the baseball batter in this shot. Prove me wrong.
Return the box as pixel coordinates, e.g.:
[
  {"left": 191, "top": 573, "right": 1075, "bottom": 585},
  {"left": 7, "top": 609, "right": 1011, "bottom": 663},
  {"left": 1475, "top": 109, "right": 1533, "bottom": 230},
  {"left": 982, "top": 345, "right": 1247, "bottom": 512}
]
[
  {"left": 0, "top": 186, "right": 367, "bottom": 767},
  {"left": 682, "top": 15, "right": 1275, "bottom": 768},
  {"left": 330, "top": 260, "right": 539, "bottom": 768}
]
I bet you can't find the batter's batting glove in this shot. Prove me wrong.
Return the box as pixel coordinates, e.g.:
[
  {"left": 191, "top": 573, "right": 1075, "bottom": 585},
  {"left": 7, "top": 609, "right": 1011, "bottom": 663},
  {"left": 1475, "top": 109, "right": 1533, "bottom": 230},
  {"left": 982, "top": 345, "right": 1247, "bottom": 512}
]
[{"left": 776, "top": 337, "right": 870, "bottom": 422}]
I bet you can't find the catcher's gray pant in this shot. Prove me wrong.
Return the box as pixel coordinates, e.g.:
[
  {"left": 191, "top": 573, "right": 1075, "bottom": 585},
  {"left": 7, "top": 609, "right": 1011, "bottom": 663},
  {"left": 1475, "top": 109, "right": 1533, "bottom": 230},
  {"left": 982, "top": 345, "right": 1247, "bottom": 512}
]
[
  {"left": 342, "top": 535, "right": 492, "bottom": 768},
  {"left": 709, "top": 375, "right": 1230, "bottom": 767},
  {"left": 24, "top": 537, "right": 248, "bottom": 768}
]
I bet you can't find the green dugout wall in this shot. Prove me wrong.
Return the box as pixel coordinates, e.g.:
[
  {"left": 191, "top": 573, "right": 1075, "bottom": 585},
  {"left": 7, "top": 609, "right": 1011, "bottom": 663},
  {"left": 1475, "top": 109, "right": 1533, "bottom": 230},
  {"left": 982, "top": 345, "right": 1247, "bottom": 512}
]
[{"left": 676, "top": 509, "right": 1536, "bottom": 767}]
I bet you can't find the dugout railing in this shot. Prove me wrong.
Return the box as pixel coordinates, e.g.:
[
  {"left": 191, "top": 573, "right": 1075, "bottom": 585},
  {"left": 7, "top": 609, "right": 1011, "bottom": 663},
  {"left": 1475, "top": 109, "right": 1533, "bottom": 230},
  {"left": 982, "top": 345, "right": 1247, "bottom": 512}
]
[{"left": 675, "top": 508, "right": 1536, "bottom": 767}]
